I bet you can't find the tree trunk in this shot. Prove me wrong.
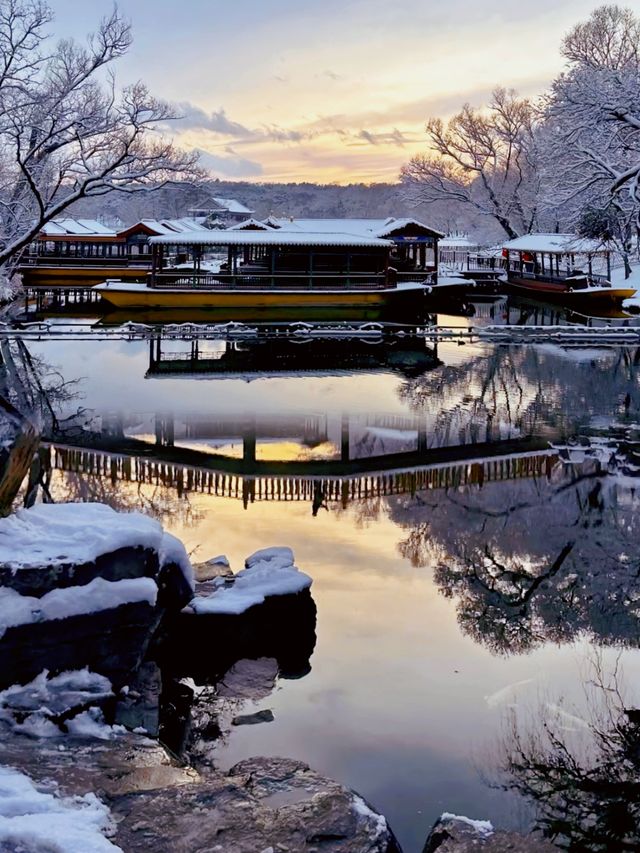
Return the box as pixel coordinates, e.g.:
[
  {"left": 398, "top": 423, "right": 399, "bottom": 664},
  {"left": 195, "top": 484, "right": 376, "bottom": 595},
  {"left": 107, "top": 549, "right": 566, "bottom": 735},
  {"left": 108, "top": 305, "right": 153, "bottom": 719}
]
[{"left": 0, "top": 418, "right": 40, "bottom": 516}]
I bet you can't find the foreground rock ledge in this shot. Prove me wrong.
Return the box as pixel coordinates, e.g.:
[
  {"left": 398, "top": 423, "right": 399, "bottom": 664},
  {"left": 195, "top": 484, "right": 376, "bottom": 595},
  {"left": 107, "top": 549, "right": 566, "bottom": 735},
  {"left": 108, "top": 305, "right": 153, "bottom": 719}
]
[{"left": 113, "top": 756, "right": 402, "bottom": 853}]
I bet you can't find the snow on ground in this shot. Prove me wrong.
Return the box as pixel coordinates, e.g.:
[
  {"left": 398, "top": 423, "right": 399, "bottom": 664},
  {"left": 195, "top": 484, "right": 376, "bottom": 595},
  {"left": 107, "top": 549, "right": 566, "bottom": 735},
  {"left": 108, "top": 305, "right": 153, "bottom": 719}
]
[
  {"left": 0, "top": 577, "right": 158, "bottom": 639},
  {"left": 192, "top": 547, "right": 311, "bottom": 615},
  {"left": 0, "top": 765, "right": 122, "bottom": 852},
  {"left": 0, "top": 502, "right": 194, "bottom": 588}
]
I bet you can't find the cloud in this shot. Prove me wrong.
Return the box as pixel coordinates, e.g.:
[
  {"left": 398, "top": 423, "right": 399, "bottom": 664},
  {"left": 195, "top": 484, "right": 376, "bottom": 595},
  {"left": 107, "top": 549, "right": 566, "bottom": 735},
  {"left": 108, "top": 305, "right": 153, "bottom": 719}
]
[
  {"left": 194, "top": 148, "right": 264, "bottom": 178},
  {"left": 173, "top": 103, "right": 253, "bottom": 137},
  {"left": 353, "top": 128, "right": 417, "bottom": 147},
  {"left": 172, "top": 101, "right": 312, "bottom": 146}
]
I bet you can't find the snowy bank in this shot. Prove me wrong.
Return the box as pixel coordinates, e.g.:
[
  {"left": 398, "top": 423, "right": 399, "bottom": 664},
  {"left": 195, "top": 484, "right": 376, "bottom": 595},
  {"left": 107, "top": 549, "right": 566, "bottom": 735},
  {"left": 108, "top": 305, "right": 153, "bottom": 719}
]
[{"left": 0, "top": 765, "right": 122, "bottom": 852}]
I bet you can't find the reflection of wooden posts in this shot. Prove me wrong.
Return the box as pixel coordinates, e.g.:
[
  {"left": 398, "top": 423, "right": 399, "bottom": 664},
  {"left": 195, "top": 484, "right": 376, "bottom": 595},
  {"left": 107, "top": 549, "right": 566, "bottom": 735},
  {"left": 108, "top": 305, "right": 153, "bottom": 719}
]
[
  {"left": 417, "top": 423, "right": 428, "bottom": 453},
  {"left": 243, "top": 419, "right": 256, "bottom": 464},
  {"left": 341, "top": 414, "right": 349, "bottom": 462},
  {"left": 242, "top": 478, "right": 255, "bottom": 509}
]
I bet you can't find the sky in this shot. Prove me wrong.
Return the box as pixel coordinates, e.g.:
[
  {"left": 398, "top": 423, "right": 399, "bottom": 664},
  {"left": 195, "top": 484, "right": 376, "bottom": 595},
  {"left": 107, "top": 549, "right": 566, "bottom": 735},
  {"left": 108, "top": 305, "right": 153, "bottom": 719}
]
[{"left": 49, "top": 0, "right": 607, "bottom": 184}]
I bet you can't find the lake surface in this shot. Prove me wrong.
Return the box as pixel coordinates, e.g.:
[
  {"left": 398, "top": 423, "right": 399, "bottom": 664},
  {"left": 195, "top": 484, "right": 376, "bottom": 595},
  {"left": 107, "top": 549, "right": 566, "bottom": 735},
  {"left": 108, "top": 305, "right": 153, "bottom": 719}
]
[{"left": 14, "top": 299, "right": 640, "bottom": 852}]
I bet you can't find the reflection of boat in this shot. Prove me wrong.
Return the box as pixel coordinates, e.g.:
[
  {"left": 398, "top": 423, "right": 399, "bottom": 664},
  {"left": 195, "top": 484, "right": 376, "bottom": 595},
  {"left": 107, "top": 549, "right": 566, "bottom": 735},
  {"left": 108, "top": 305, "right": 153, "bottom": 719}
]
[
  {"left": 96, "top": 303, "right": 427, "bottom": 326},
  {"left": 503, "top": 235, "right": 636, "bottom": 306},
  {"left": 506, "top": 294, "right": 636, "bottom": 324},
  {"left": 146, "top": 335, "right": 442, "bottom": 380}
]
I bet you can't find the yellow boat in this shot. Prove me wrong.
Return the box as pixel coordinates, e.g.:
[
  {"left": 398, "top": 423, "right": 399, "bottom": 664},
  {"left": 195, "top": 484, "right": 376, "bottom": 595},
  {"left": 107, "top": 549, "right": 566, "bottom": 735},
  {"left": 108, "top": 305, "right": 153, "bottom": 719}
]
[{"left": 94, "top": 280, "right": 429, "bottom": 310}]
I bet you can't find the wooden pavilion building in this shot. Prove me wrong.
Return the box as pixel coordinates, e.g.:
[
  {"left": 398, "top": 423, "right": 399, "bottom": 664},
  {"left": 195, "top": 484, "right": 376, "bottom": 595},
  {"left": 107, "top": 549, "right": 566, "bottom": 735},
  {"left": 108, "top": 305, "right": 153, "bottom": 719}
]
[{"left": 96, "top": 217, "right": 444, "bottom": 311}]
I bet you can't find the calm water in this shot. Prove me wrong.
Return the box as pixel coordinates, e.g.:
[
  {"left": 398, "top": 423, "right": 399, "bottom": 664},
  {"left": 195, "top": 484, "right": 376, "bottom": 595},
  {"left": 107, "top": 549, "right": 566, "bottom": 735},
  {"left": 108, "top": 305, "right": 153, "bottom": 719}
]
[{"left": 16, "top": 301, "right": 640, "bottom": 852}]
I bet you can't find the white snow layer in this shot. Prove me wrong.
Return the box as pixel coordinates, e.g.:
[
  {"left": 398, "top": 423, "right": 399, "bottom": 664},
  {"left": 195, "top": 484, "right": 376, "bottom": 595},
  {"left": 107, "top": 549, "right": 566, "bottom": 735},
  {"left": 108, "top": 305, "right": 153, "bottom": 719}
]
[
  {"left": 352, "top": 795, "right": 388, "bottom": 840},
  {"left": 0, "top": 765, "right": 122, "bottom": 852},
  {"left": 0, "top": 504, "right": 194, "bottom": 590},
  {"left": 193, "top": 547, "right": 311, "bottom": 615},
  {"left": 0, "top": 503, "right": 164, "bottom": 571},
  {"left": 0, "top": 577, "right": 158, "bottom": 639},
  {"left": 441, "top": 812, "right": 494, "bottom": 836}
]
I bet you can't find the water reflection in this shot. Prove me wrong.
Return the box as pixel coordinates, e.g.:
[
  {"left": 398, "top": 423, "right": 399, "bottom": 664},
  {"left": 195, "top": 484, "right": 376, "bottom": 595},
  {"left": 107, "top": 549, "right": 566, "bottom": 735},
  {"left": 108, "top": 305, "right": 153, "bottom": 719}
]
[
  {"left": 8, "top": 317, "right": 640, "bottom": 849},
  {"left": 387, "top": 438, "right": 640, "bottom": 654},
  {"left": 495, "top": 656, "right": 640, "bottom": 851}
]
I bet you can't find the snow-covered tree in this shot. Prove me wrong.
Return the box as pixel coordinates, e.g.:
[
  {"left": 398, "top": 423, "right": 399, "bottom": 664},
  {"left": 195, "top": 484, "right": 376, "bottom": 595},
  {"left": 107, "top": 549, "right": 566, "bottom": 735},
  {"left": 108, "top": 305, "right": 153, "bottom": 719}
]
[
  {"left": 400, "top": 88, "right": 543, "bottom": 239},
  {"left": 542, "top": 5, "right": 640, "bottom": 277},
  {"left": 0, "top": 0, "right": 200, "bottom": 296}
]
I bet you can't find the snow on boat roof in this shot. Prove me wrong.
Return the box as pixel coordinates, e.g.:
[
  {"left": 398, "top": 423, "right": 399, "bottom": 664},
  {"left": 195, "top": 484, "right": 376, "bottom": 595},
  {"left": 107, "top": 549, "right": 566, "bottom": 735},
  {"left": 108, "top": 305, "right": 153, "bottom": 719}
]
[
  {"left": 150, "top": 230, "right": 393, "bottom": 248},
  {"left": 39, "top": 218, "right": 117, "bottom": 237},
  {"left": 264, "top": 217, "right": 443, "bottom": 239},
  {"left": 502, "top": 234, "right": 610, "bottom": 254}
]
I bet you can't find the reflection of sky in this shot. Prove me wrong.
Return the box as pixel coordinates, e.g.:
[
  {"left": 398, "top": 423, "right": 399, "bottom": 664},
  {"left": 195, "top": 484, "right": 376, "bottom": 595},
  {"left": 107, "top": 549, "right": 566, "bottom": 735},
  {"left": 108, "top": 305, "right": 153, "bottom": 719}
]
[
  {"left": 47, "top": 0, "right": 601, "bottom": 181},
  {"left": 51, "top": 474, "right": 639, "bottom": 852}
]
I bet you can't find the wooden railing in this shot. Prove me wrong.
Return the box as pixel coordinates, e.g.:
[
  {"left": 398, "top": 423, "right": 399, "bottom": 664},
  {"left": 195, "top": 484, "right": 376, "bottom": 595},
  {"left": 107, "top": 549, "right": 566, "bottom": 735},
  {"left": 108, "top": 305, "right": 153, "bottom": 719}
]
[{"left": 149, "top": 271, "right": 392, "bottom": 290}]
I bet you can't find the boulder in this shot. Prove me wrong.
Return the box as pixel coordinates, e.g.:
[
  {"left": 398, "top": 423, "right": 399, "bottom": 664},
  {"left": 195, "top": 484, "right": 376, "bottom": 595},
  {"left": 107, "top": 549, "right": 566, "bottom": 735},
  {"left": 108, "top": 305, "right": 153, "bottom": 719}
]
[{"left": 423, "top": 815, "right": 557, "bottom": 853}]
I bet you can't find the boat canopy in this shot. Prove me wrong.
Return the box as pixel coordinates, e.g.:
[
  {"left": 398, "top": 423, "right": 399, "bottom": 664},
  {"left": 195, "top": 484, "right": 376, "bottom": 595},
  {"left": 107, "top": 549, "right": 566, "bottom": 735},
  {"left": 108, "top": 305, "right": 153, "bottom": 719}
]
[
  {"left": 502, "top": 234, "right": 610, "bottom": 255},
  {"left": 149, "top": 230, "right": 394, "bottom": 248}
]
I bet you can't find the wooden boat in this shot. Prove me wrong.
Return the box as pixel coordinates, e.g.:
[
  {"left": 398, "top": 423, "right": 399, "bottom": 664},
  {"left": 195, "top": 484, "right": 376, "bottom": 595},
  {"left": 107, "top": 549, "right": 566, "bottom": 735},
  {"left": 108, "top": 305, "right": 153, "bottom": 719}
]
[
  {"left": 94, "top": 279, "right": 429, "bottom": 310},
  {"left": 502, "top": 234, "right": 635, "bottom": 307}
]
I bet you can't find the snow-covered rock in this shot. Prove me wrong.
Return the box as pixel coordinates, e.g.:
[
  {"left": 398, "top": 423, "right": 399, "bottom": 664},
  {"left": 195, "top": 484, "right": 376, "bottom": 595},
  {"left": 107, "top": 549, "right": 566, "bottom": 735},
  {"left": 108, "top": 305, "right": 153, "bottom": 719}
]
[{"left": 0, "top": 503, "right": 195, "bottom": 691}]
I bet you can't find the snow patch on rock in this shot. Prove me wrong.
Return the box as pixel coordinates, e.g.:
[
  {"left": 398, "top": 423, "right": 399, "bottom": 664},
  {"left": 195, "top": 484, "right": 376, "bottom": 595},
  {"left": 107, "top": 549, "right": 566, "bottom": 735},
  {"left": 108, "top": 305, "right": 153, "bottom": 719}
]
[
  {"left": 440, "top": 812, "right": 494, "bottom": 836},
  {"left": 0, "top": 577, "right": 158, "bottom": 639},
  {"left": 0, "top": 765, "right": 122, "bottom": 852},
  {"left": 192, "top": 547, "right": 311, "bottom": 615}
]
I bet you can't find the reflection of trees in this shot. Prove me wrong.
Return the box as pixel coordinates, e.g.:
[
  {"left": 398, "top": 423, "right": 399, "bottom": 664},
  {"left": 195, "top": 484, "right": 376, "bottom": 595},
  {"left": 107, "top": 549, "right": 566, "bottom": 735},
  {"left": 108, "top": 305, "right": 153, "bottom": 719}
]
[
  {"left": 384, "top": 442, "right": 640, "bottom": 653},
  {"left": 399, "top": 346, "right": 640, "bottom": 443},
  {"left": 52, "top": 471, "right": 203, "bottom": 529},
  {"left": 497, "top": 659, "right": 640, "bottom": 851}
]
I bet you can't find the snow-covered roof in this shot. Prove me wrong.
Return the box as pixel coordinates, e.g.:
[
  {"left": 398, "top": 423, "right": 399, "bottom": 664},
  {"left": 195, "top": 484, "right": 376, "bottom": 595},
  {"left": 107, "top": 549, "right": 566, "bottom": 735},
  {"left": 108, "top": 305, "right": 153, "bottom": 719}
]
[
  {"left": 261, "top": 217, "right": 443, "bottom": 239},
  {"left": 227, "top": 218, "right": 275, "bottom": 231},
  {"left": 162, "top": 217, "right": 205, "bottom": 233},
  {"left": 150, "top": 230, "right": 392, "bottom": 248},
  {"left": 502, "top": 234, "right": 611, "bottom": 255},
  {"left": 211, "top": 197, "right": 254, "bottom": 215},
  {"left": 39, "top": 218, "right": 117, "bottom": 238},
  {"left": 376, "top": 218, "right": 445, "bottom": 239}
]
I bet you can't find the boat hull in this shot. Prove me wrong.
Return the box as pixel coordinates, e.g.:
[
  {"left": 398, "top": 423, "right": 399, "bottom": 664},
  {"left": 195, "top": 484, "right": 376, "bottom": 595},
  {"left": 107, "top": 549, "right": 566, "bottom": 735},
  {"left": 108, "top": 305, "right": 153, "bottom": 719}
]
[
  {"left": 507, "top": 276, "right": 635, "bottom": 305},
  {"left": 19, "top": 265, "right": 149, "bottom": 288},
  {"left": 94, "top": 282, "right": 427, "bottom": 310}
]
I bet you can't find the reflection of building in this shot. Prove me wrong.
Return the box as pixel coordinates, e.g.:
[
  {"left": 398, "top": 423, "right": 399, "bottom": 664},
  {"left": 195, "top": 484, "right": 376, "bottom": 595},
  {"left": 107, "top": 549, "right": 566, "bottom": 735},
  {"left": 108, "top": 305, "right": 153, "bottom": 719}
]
[{"left": 146, "top": 336, "right": 442, "bottom": 380}]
